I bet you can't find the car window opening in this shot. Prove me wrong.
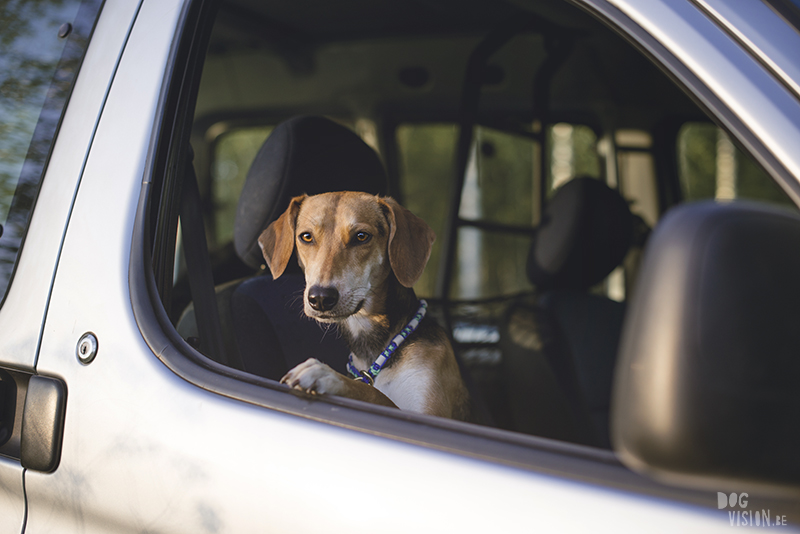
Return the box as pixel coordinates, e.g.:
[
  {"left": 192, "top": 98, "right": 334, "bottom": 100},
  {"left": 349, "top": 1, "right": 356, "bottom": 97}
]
[{"left": 148, "top": 0, "right": 798, "bottom": 451}]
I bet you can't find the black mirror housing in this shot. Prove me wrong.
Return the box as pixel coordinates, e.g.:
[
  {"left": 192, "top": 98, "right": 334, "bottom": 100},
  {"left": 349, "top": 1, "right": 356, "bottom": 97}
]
[{"left": 612, "top": 200, "right": 800, "bottom": 494}]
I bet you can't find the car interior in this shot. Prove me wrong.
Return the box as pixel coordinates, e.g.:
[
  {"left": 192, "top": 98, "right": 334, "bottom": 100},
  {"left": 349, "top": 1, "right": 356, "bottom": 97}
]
[{"left": 153, "top": 0, "right": 797, "bottom": 450}]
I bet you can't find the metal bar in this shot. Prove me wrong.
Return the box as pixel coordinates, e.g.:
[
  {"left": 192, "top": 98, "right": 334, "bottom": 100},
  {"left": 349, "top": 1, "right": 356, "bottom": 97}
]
[
  {"left": 435, "top": 14, "right": 543, "bottom": 309},
  {"left": 457, "top": 218, "right": 536, "bottom": 236}
]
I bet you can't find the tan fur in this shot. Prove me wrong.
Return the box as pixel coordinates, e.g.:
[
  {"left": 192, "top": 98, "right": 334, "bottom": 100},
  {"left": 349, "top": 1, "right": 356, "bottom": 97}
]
[
  {"left": 258, "top": 192, "right": 469, "bottom": 419},
  {"left": 379, "top": 196, "right": 435, "bottom": 288}
]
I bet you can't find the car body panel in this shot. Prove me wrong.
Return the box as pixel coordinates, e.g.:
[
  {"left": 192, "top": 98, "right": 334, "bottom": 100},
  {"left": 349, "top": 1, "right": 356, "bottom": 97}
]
[
  {"left": 694, "top": 0, "right": 800, "bottom": 100},
  {"left": 7, "top": 0, "right": 800, "bottom": 531},
  {"left": 0, "top": 457, "right": 24, "bottom": 534},
  {"left": 0, "top": 1, "right": 143, "bottom": 531}
]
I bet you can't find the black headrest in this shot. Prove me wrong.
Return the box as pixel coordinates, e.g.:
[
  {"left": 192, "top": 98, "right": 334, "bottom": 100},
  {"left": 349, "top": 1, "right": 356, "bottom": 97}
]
[
  {"left": 528, "top": 177, "right": 633, "bottom": 291},
  {"left": 234, "top": 115, "right": 388, "bottom": 269}
]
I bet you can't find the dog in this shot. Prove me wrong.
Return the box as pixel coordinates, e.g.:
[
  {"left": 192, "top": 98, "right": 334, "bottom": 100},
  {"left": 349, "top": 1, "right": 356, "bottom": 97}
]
[{"left": 258, "top": 191, "right": 470, "bottom": 420}]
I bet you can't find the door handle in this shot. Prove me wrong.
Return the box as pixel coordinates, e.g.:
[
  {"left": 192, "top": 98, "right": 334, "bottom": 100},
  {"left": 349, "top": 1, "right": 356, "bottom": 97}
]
[
  {"left": 20, "top": 375, "right": 67, "bottom": 473},
  {"left": 0, "top": 368, "right": 67, "bottom": 473}
]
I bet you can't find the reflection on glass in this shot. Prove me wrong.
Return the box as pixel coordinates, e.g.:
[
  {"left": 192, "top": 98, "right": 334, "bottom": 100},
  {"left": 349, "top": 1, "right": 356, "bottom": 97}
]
[{"left": 0, "top": 0, "right": 99, "bottom": 303}]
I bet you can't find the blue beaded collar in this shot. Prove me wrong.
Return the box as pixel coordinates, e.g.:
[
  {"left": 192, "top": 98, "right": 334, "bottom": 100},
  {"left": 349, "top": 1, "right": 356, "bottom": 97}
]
[{"left": 346, "top": 300, "right": 428, "bottom": 385}]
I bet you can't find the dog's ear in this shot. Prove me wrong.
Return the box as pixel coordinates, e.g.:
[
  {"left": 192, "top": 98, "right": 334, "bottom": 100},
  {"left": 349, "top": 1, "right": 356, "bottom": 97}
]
[
  {"left": 258, "top": 195, "right": 305, "bottom": 279},
  {"left": 380, "top": 197, "right": 436, "bottom": 288}
]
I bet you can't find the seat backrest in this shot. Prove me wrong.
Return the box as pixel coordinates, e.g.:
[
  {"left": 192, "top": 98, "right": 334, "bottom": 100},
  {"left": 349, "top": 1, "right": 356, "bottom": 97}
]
[
  {"left": 502, "top": 177, "right": 633, "bottom": 446},
  {"left": 235, "top": 115, "right": 388, "bottom": 270},
  {"left": 230, "top": 116, "right": 388, "bottom": 379},
  {"left": 527, "top": 177, "right": 633, "bottom": 292}
]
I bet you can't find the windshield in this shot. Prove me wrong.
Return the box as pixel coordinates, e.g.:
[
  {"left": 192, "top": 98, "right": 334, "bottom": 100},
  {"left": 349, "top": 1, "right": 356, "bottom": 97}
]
[{"left": 0, "top": 0, "right": 103, "bottom": 304}]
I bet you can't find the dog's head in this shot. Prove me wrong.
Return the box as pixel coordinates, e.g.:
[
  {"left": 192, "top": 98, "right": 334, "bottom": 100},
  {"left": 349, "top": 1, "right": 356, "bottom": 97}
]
[{"left": 258, "top": 191, "right": 435, "bottom": 322}]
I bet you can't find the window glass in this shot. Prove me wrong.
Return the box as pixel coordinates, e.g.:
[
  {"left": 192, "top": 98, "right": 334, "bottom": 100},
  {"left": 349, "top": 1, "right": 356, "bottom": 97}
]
[
  {"left": 211, "top": 126, "right": 273, "bottom": 247},
  {"left": 453, "top": 230, "right": 532, "bottom": 299},
  {"left": 616, "top": 130, "right": 658, "bottom": 227},
  {"left": 398, "top": 122, "right": 601, "bottom": 299},
  {"left": 396, "top": 123, "right": 456, "bottom": 298},
  {"left": 460, "top": 127, "right": 537, "bottom": 227},
  {"left": 547, "top": 123, "right": 601, "bottom": 195},
  {"left": 678, "top": 123, "right": 796, "bottom": 208},
  {"left": 618, "top": 151, "right": 658, "bottom": 225},
  {"left": 0, "top": 0, "right": 101, "bottom": 304},
  {"left": 612, "top": 130, "right": 658, "bottom": 301}
]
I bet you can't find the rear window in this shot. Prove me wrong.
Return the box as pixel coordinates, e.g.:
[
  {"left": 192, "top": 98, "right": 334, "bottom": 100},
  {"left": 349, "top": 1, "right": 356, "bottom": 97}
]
[{"left": 0, "top": 0, "right": 102, "bottom": 305}]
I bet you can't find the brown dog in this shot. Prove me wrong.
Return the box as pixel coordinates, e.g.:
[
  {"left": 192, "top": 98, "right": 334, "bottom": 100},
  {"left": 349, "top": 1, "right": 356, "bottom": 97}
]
[{"left": 258, "top": 191, "right": 469, "bottom": 420}]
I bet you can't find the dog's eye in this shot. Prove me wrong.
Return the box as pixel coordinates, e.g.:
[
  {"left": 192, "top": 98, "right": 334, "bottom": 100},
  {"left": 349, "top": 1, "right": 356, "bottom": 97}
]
[
  {"left": 299, "top": 232, "right": 313, "bottom": 243},
  {"left": 354, "top": 231, "right": 371, "bottom": 243}
]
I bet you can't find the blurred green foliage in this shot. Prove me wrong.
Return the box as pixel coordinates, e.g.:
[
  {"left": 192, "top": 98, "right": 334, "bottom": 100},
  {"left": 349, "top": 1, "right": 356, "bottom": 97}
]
[
  {"left": 397, "top": 124, "right": 456, "bottom": 297},
  {"left": 471, "top": 128, "right": 534, "bottom": 226},
  {"left": 678, "top": 122, "right": 794, "bottom": 207},
  {"left": 398, "top": 123, "right": 600, "bottom": 299},
  {"left": 212, "top": 126, "right": 273, "bottom": 246}
]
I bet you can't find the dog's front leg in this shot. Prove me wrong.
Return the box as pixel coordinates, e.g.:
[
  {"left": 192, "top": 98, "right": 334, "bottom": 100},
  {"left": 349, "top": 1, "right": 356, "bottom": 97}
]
[{"left": 280, "top": 358, "right": 398, "bottom": 409}]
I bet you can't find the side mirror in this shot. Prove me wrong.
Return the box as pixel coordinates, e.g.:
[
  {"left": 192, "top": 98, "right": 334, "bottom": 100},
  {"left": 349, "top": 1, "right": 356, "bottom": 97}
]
[{"left": 612, "top": 200, "right": 800, "bottom": 495}]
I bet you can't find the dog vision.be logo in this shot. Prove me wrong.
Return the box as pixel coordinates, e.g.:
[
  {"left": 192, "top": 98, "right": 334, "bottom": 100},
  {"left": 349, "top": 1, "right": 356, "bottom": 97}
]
[{"left": 718, "top": 493, "right": 788, "bottom": 528}]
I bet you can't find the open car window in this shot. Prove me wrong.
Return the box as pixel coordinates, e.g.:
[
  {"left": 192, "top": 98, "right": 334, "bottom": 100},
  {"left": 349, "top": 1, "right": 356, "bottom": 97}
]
[{"left": 144, "top": 0, "right": 800, "bottom": 459}]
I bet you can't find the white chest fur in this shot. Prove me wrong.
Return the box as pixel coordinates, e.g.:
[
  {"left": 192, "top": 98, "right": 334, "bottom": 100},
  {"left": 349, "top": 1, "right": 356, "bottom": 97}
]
[{"left": 350, "top": 355, "right": 431, "bottom": 414}]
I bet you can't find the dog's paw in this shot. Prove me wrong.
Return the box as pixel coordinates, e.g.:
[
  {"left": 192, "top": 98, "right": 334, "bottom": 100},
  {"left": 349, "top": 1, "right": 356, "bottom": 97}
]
[{"left": 280, "top": 358, "right": 348, "bottom": 396}]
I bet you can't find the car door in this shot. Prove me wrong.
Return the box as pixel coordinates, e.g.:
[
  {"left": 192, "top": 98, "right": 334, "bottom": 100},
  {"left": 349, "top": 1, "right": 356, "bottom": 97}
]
[
  {"left": 0, "top": 1, "right": 110, "bottom": 531},
  {"left": 20, "top": 0, "right": 800, "bottom": 532}
]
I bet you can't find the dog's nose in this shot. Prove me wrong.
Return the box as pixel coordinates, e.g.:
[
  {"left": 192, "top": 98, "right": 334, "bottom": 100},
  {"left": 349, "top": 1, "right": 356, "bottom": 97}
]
[{"left": 307, "top": 285, "right": 339, "bottom": 312}]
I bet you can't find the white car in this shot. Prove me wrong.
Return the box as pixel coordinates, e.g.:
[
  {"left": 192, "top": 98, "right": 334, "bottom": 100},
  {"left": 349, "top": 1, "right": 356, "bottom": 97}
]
[{"left": 1, "top": 0, "right": 798, "bottom": 531}]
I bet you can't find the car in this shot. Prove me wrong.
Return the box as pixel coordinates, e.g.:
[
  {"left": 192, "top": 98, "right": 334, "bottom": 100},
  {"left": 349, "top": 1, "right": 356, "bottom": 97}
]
[{"left": 1, "top": 0, "right": 799, "bottom": 531}]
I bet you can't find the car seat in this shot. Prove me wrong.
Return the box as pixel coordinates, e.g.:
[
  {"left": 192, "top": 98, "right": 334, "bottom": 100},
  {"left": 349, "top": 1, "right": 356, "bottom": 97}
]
[
  {"left": 178, "top": 115, "right": 387, "bottom": 379},
  {"left": 499, "top": 177, "right": 634, "bottom": 447}
]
